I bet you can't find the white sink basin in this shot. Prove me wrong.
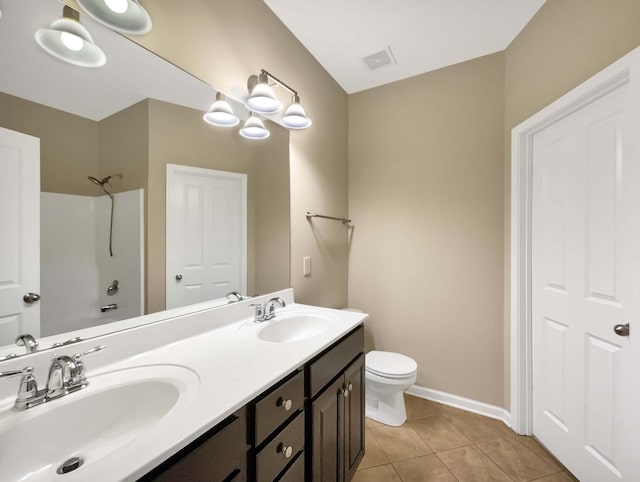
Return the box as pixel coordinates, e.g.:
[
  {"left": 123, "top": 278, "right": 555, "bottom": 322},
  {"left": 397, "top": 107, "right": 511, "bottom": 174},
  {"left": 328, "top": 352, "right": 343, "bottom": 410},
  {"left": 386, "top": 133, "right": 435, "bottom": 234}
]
[
  {"left": 257, "top": 314, "right": 330, "bottom": 342},
  {"left": 0, "top": 364, "right": 199, "bottom": 481}
]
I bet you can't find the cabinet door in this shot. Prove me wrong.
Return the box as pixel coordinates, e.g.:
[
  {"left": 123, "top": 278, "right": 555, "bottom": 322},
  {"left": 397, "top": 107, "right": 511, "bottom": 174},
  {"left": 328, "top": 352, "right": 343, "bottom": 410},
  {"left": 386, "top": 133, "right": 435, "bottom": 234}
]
[
  {"left": 343, "top": 354, "right": 365, "bottom": 481},
  {"left": 311, "top": 376, "right": 345, "bottom": 482}
]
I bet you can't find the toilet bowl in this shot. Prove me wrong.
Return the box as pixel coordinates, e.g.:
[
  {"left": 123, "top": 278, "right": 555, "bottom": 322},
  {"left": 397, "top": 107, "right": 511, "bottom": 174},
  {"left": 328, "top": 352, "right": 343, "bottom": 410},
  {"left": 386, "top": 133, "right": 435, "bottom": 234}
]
[{"left": 365, "top": 351, "right": 417, "bottom": 426}]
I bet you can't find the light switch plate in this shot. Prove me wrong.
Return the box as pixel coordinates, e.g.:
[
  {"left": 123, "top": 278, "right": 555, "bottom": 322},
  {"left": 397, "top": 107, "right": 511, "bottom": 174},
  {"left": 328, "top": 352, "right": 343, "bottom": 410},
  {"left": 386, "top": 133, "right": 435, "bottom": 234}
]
[{"left": 303, "top": 256, "right": 311, "bottom": 277}]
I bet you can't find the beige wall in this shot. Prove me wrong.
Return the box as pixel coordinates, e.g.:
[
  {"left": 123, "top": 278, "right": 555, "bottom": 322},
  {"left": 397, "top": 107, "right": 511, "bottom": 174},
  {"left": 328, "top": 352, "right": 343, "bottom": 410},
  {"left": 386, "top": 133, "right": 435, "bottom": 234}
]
[
  {"left": 98, "top": 100, "right": 149, "bottom": 194},
  {"left": 132, "top": 0, "right": 349, "bottom": 309},
  {"left": 502, "top": 0, "right": 640, "bottom": 409},
  {"left": 0, "top": 92, "right": 100, "bottom": 195},
  {"left": 350, "top": 1, "right": 640, "bottom": 409},
  {"left": 254, "top": 128, "right": 291, "bottom": 295},
  {"left": 348, "top": 53, "right": 506, "bottom": 406}
]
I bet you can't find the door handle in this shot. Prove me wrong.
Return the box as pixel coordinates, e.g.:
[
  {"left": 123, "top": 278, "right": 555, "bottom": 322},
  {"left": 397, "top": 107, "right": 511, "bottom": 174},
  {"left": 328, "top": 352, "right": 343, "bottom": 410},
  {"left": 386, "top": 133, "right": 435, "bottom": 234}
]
[
  {"left": 613, "top": 323, "right": 630, "bottom": 337},
  {"left": 23, "top": 293, "right": 40, "bottom": 304},
  {"left": 175, "top": 274, "right": 183, "bottom": 281}
]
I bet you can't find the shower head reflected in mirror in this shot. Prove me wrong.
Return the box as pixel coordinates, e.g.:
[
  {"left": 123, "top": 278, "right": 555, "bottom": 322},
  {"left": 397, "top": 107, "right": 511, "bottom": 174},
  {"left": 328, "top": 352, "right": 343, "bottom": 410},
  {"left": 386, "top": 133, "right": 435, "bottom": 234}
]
[
  {"left": 88, "top": 173, "right": 121, "bottom": 198},
  {"left": 87, "top": 173, "right": 122, "bottom": 256}
]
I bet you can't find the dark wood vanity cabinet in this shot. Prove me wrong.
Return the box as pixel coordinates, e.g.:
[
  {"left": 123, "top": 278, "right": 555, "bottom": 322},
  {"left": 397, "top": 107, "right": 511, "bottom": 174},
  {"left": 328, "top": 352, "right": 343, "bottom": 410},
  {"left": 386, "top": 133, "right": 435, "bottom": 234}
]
[
  {"left": 140, "top": 325, "right": 364, "bottom": 482},
  {"left": 308, "top": 327, "right": 365, "bottom": 482},
  {"left": 139, "top": 407, "right": 248, "bottom": 482}
]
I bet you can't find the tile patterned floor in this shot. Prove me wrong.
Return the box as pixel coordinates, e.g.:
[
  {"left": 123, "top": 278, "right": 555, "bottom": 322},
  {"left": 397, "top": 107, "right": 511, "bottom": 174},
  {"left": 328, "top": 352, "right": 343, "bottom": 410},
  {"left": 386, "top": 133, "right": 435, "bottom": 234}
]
[{"left": 354, "top": 395, "right": 578, "bottom": 482}]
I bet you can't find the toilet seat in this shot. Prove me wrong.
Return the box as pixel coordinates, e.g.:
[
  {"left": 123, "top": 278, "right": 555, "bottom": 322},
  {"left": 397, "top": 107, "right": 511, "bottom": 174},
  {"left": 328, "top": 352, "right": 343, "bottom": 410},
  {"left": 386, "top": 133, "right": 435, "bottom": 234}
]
[{"left": 366, "top": 351, "right": 417, "bottom": 379}]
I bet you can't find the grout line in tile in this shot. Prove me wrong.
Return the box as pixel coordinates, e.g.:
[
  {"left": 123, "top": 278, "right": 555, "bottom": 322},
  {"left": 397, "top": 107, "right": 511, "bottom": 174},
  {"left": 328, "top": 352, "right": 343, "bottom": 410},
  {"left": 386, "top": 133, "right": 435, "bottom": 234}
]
[
  {"left": 476, "top": 438, "right": 562, "bottom": 481},
  {"left": 470, "top": 442, "right": 516, "bottom": 481}
]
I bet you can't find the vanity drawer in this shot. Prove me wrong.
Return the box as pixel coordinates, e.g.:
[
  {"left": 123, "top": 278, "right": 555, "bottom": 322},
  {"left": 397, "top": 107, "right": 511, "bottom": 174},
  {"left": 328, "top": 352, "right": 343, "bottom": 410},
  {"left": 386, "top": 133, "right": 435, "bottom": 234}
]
[
  {"left": 256, "top": 411, "right": 304, "bottom": 482},
  {"left": 143, "top": 407, "right": 247, "bottom": 482},
  {"left": 276, "top": 451, "right": 304, "bottom": 482},
  {"left": 308, "top": 325, "right": 364, "bottom": 398},
  {"left": 254, "top": 370, "right": 304, "bottom": 446}
]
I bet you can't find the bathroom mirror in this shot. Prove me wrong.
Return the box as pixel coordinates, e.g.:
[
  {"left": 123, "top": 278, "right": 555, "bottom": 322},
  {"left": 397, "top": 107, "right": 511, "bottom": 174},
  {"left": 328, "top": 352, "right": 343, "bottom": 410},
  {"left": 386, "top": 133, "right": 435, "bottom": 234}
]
[{"left": 0, "top": 0, "right": 290, "bottom": 359}]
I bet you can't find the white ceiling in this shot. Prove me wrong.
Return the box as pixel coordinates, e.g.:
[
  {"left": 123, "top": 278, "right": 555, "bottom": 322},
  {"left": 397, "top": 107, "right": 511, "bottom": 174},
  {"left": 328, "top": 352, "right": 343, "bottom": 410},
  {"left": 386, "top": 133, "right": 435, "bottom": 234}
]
[{"left": 263, "top": 0, "right": 546, "bottom": 94}]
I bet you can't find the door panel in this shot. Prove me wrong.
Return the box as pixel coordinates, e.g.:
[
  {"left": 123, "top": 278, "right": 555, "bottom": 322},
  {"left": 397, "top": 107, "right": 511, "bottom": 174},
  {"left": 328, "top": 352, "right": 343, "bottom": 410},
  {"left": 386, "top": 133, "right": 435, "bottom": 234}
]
[
  {"left": 166, "top": 164, "right": 247, "bottom": 309},
  {"left": 0, "top": 127, "right": 40, "bottom": 344},
  {"left": 532, "top": 83, "right": 638, "bottom": 481},
  {"left": 585, "top": 117, "right": 621, "bottom": 304}
]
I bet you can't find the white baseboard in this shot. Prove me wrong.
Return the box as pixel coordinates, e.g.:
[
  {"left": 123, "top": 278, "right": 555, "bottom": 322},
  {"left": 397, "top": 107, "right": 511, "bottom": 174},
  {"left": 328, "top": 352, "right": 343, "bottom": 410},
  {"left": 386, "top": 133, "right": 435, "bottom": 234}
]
[{"left": 406, "top": 385, "right": 512, "bottom": 428}]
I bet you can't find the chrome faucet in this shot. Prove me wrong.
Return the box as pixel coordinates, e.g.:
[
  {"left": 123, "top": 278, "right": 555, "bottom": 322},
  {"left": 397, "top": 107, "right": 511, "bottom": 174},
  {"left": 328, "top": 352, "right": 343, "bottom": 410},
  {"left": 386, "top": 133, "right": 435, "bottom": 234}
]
[
  {"left": 46, "top": 345, "right": 105, "bottom": 400},
  {"left": 101, "top": 303, "right": 117, "bottom": 313},
  {"left": 226, "top": 291, "right": 244, "bottom": 303},
  {"left": 265, "top": 297, "right": 286, "bottom": 319},
  {"left": 15, "top": 334, "right": 39, "bottom": 353},
  {"left": 250, "top": 297, "right": 286, "bottom": 322},
  {"left": 0, "top": 366, "right": 45, "bottom": 410},
  {"left": 0, "top": 345, "right": 105, "bottom": 411}
]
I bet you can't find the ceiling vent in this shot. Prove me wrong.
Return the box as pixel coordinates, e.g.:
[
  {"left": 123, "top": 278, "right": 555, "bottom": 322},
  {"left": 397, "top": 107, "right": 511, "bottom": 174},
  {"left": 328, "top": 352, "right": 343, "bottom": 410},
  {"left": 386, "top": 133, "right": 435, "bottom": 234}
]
[{"left": 363, "top": 46, "right": 397, "bottom": 71}]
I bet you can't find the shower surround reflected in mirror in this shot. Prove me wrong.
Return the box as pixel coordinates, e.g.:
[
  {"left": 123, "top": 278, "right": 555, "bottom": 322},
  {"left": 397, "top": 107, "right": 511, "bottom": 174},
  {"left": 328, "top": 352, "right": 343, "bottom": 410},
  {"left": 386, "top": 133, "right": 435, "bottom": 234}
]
[{"left": 40, "top": 187, "right": 143, "bottom": 336}]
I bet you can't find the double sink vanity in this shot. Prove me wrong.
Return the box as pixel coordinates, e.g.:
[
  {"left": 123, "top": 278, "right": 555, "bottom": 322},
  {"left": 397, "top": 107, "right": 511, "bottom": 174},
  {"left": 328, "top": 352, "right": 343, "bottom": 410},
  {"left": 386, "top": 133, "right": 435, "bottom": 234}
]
[{"left": 0, "top": 289, "right": 367, "bottom": 481}]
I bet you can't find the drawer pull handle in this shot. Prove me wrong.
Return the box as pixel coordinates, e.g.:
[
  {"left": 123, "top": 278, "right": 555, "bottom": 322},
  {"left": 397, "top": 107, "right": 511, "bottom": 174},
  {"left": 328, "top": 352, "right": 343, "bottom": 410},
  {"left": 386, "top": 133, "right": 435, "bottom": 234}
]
[
  {"left": 277, "top": 443, "right": 293, "bottom": 459},
  {"left": 277, "top": 397, "right": 293, "bottom": 411}
]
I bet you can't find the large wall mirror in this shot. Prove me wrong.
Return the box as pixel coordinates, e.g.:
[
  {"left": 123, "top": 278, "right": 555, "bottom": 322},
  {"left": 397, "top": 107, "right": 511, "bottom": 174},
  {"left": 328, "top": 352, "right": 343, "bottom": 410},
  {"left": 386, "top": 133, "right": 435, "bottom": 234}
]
[{"left": 0, "top": 0, "right": 290, "bottom": 358}]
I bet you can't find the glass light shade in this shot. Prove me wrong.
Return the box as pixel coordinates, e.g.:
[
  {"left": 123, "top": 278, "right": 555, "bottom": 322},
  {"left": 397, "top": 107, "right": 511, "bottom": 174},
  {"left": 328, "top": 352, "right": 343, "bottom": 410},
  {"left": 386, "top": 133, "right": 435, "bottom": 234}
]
[
  {"left": 203, "top": 93, "right": 239, "bottom": 127},
  {"left": 245, "top": 82, "right": 282, "bottom": 114},
  {"left": 239, "top": 114, "right": 270, "bottom": 140},
  {"left": 77, "top": 0, "right": 152, "bottom": 34},
  {"left": 35, "top": 17, "right": 106, "bottom": 68},
  {"left": 281, "top": 101, "right": 312, "bottom": 129}
]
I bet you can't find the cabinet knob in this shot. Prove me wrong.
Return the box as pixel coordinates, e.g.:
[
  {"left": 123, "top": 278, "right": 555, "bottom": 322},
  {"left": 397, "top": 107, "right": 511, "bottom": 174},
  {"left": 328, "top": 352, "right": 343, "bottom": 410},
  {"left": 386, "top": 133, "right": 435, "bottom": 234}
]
[
  {"left": 277, "top": 397, "right": 293, "bottom": 411},
  {"left": 343, "top": 386, "right": 349, "bottom": 398},
  {"left": 347, "top": 382, "right": 353, "bottom": 392},
  {"left": 277, "top": 443, "right": 293, "bottom": 459}
]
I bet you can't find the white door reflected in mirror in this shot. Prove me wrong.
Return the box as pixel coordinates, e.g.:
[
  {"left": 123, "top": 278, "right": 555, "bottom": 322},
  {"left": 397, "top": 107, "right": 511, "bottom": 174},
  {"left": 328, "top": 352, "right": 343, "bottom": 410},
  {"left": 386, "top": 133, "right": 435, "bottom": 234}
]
[
  {"left": 166, "top": 164, "right": 247, "bottom": 309},
  {"left": 0, "top": 127, "right": 40, "bottom": 345}
]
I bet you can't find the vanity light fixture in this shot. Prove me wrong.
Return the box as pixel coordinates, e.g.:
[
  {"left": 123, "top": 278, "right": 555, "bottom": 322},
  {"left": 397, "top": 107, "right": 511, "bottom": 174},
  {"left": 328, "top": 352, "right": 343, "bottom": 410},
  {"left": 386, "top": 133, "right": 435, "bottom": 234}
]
[
  {"left": 239, "top": 113, "right": 270, "bottom": 140},
  {"left": 246, "top": 69, "right": 312, "bottom": 129},
  {"left": 203, "top": 92, "right": 239, "bottom": 127},
  {"left": 35, "top": 6, "right": 106, "bottom": 68},
  {"left": 77, "top": 0, "right": 152, "bottom": 35}
]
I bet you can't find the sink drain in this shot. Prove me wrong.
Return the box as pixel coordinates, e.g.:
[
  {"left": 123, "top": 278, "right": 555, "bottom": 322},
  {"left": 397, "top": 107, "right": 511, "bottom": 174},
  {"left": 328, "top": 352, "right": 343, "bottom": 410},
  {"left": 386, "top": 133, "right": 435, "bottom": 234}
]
[{"left": 57, "top": 457, "right": 84, "bottom": 475}]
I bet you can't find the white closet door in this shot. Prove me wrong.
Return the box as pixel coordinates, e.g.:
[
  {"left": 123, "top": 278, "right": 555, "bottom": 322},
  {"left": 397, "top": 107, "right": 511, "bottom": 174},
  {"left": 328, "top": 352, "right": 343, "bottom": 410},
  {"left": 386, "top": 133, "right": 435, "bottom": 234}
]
[
  {"left": 0, "top": 127, "right": 40, "bottom": 344},
  {"left": 532, "top": 81, "right": 640, "bottom": 481},
  {"left": 166, "top": 164, "right": 247, "bottom": 310}
]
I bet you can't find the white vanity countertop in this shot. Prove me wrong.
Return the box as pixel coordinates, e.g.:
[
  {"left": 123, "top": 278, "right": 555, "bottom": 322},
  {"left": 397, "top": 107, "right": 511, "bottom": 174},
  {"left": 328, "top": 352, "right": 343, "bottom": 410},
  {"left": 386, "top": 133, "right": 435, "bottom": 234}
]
[{"left": 39, "top": 297, "right": 368, "bottom": 481}]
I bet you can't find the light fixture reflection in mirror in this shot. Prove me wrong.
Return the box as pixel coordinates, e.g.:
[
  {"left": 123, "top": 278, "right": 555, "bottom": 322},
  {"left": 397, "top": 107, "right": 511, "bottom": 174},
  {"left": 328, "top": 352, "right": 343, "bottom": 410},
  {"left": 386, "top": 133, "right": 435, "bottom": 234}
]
[
  {"left": 203, "top": 92, "right": 239, "bottom": 127},
  {"left": 239, "top": 113, "right": 270, "bottom": 140},
  {"left": 35, "top": 6, "right": 106, "bottom": 68},
  {"left": 77, "top": 0, "right": 152, "bottom": 35}
]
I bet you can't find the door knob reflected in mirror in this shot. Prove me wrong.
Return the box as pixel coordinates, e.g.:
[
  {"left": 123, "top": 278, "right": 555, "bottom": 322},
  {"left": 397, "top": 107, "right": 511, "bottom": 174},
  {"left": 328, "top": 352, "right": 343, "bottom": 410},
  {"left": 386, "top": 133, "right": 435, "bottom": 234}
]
[
  {"left": 23, "top": 293, "right": 40, "bottom": 304},
  {"left": 613, "top": 323, "right": 630, "bottom": 337},
  {"left": 175, "top": 274, "right": 182, "bottom": 281}
]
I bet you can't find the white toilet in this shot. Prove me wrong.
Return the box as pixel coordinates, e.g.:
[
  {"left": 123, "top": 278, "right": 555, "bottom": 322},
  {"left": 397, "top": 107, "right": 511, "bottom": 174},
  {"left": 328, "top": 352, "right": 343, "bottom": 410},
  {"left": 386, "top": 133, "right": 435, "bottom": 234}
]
[{"left": 365, "top": 351, "right": 417, "bottom": 426}]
